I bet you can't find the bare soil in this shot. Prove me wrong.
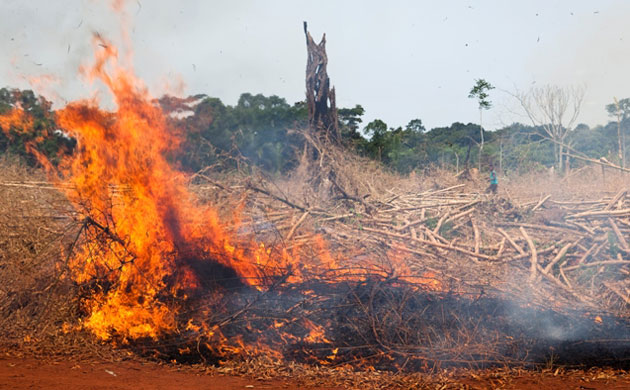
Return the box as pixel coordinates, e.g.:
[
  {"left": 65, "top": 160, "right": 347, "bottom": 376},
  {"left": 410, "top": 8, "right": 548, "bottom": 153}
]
[
  {"left": 0, "top": 357, "right": 340, "bottom": 390},
  {"left": 3, "top": 356, "right": 630, "bottom": 389}
]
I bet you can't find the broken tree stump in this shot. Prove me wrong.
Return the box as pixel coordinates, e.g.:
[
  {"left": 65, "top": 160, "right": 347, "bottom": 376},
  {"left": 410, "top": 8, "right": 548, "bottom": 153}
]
[{"left": 304, "top": 21, "right": 340, "bottom": 143}]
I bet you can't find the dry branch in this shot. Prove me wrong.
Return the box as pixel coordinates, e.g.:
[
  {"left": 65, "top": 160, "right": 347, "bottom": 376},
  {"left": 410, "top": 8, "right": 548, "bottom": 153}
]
[
  {"left": 286, "top": 211, "right": 310, "bottom": 241},
  {"left": 519, "top": 227, "right": 537, "bottom": 282},
  {"left": 603, "top": 281, "right": 630, "bottom": 305},
  {"left": 563, "top": 260, "right": 630, "bottom": 272},
  {"left": 247, "top": 184, "right": 309, "bottom": 212},
  {"left": 496, "top": 237, "right": 506, "bottom": 258},
  {"left": 609, "top": 218, "right": 630, "bottom": 252},
  {"left": 532, "top": 195, "right": 551, "bottom": 211},
  {"left": 361, "top": 226, "right": 495, "bottom": 261},
  {"left": 605, "top": 189, "right": 627, "bottom": 210},
  {"left": 472, "top": 218, "right": 481, "bottom": 254},
  {"left": 543, "top": 242, "right": 572, "bottom": 274},
  {"left": 497, "top": 228, "right": 525, "bottom": 255},
  {"left": 569, "top": 208, "right": 630, "bottom": 219},
  {"left": 498, "top": 222, "right": 584, "bottom": 236}
]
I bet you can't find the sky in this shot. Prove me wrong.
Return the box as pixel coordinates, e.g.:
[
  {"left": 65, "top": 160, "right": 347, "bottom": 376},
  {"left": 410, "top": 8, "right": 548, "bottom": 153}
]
[{"left": 2, "top": 0, "right": 630, "bottom": 131}]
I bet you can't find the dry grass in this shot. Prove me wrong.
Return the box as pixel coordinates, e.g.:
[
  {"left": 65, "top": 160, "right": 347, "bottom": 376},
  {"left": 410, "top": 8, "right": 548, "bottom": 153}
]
[
  {"left": 502, "top": 165, "right": 630, "bottom": 204},
  {"left": 0, "top": 157, "right": 111, "bottom": 358},
  {"left": 4, "top": 146, "right": 630, "bottom": 372}
]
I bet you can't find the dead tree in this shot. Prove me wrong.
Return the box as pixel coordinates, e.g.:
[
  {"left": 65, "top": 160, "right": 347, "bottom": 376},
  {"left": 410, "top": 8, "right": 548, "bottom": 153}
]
[
  {"left": 304, "top": 22, "right": 340, "bottom": 143},
  {"left": 513, "top": 84, "right": 585, "bottom": 174}
]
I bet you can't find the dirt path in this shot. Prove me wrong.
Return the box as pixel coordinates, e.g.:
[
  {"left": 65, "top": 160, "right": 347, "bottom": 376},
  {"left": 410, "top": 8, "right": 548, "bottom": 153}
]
[{"left": 0, "top": 357, "right": 340, "bottom": 390}]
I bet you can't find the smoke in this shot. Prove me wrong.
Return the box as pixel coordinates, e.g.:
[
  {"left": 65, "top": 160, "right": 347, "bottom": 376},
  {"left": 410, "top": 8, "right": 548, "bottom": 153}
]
[{"left": 5, "top": 1, "right": 630, "bottom": 131}]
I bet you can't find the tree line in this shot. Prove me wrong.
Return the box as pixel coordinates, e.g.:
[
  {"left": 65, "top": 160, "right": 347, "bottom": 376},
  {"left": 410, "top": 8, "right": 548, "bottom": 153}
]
[{"left": 1, "top": 86, "right": 629, "bottom": 176}]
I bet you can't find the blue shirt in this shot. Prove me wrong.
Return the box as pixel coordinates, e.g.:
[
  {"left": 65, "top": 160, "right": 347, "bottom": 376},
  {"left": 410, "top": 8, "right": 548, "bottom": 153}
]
[{"left": 489, "top": 170, "right": 498, "bottom": 185}]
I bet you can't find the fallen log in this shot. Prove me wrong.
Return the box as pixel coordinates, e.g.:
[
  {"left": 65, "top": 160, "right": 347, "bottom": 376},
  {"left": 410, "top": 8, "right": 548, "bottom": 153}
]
[
  {"left": 505, "top": 246, "right": 555, "bottom": 263},
  {"left": 286, "top": 211, "right": 310, "bottom": 241},
  {"left": 605, "top": 189, "right": 627, "bottom": 210},
  {"left": 498, "top": 222, "right": 584, "bottom": 236},
  {"left": 497, "top": 228, "right": 525, "bottom": 255},
  {"left": 563, "top": 260, "right": 630, "bottom": 272},
  {"left": 472, "top": 218, "right": 481, "bottom": 254},
  {"left": 361, "top": 226, "right": 495, "bottom": 261},
  {"left": 532, "top": 194, "right": 551, "bottom": 211},
  {"left": 519, "top": 227, "right": 538, "bottom": 282},
  {"left": 569, "top": 208, "right": 630, "bottom": 219},
  {"left": 543, "top": 242, "right": 573, "bottom": 274},
  {"left": 609, "top": 218, "right": 630, "bottom": 252}
]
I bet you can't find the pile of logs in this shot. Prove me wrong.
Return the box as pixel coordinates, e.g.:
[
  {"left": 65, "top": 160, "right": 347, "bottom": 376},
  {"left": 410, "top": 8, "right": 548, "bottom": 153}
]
[
  {"left": 235, "top": 181, "right": 630, "bottom": 316},
  {"left": 187, "top": 178, "right": 630, "bottom": 369},
  {"left": 5, "top": 171, "right": 630, "bottom": 368},
  {"left": 5, "top": 173, "right": 630, "bottom": 316}
]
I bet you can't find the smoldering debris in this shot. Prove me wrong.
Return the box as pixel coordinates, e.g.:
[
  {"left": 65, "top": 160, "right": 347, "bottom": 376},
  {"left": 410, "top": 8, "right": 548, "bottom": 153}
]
[{"left": 129, "top": 276, "right": 630, "bottom": 371}]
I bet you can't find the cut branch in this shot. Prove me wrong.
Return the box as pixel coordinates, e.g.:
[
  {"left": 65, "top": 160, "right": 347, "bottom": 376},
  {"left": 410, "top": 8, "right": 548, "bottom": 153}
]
[{"left": 519, "top": 227, "right": 537, "bottom": 282}]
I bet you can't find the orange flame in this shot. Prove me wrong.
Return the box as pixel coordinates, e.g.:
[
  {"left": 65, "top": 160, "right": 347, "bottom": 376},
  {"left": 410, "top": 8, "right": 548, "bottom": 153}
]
[
  {"left": 0, "top": 34, "right": 290, "bottom": 341},
  {"left": 51, "top": 35, "right": 301, "bottom": 340},
  {"left": 0, "top": 31, "right": 446, "bottom": 353},
  {"left": 0, "top": 107, "right": 33, "bottom": 133}
]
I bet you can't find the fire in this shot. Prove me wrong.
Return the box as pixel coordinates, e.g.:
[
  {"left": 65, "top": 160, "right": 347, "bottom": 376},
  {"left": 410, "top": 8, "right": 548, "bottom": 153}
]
[
  {"left": 302, "top": 319, "right": 330, "bottom": 344},
  {"left": 5, "top": 4, "right": 630, "bottom": 373},
  {"left": 0, "top": 33, "right": 353, "bottom": 343},
  {"left": 0, "top": 107, "right": 33, "bottom": 132},
  {"left": 1, "top": 34, "right": 291, "bottom": 342},
  {"left": 0, "top": 20, "right": 445, "bottom": 358},
  {"left": 387, "top": 247, "right": 443, "bottom": 290}
]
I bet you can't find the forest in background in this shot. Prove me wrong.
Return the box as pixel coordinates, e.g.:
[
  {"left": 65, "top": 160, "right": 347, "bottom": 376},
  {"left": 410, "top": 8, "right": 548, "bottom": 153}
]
[{"left": 0, "top": 86, "right": 628, "bottom": 176}]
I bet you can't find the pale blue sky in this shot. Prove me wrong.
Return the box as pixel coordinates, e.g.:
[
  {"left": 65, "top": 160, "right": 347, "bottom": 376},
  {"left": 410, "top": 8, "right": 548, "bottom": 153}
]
[{"left": 2, "top": 0, "right": 630, "bottom": 130}]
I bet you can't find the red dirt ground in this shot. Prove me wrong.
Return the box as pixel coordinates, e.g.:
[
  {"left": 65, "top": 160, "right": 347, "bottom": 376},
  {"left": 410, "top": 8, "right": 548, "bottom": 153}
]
[
  {"left": 0, "top": 357, "right": 341, "bottom": 390},
  {"left": 3, "top": 356, "right": 630, "bottom": 389}
]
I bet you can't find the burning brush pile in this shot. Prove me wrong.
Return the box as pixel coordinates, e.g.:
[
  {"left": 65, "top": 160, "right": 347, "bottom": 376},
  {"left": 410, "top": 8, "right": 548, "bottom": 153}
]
[{"left": 3, "top": 36, "right": 630, "bottom": 375}]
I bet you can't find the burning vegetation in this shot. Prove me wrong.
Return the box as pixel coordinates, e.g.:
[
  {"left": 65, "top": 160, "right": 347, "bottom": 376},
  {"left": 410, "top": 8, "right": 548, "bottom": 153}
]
[{"left": 4, "top": 4, "right": 630, "bottom": 388}]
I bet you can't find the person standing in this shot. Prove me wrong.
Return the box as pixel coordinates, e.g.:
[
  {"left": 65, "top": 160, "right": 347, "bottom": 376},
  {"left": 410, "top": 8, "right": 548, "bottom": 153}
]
[{"left": 487, "top": 166, "right": 498, "bottom": 194}]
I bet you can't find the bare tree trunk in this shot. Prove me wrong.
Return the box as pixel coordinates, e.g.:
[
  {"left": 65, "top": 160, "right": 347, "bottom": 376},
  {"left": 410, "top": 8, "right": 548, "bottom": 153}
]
[
  {"left": 455, "top": 151, "right": 460, "bottom": 174},
  {"left": 617, "top": 114, "right": 623, "bottom": 167},
  {"left": 499, "top": 136, "right": 503, "bottom": 173},
  {"left": 304, "top": 22, "right": 340, "bottom": 143},
  {"left": 623, "top": 122, "right": 627, "bottom": 169},
  {"left": 464, "top": 142, "right": 472, "bottom": 171},
  {"left": 613, "top": 98, "right": 625, "bottom": 168},
  {"left": 478, "top": 108, "right": 484, "bottom": 171}
]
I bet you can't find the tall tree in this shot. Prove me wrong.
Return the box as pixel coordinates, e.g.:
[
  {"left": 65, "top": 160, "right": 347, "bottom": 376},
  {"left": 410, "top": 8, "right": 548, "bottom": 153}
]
[
  {"left": 605, "top": 97, "right": 630, "bottom": 168},
  {"left": 405, "top": 118, "right": 425, "bottom": 133},
  {"left": 468, "top": 79, "right": 494, "bottom": 170},
  {"left": 364, "top": 119, "right": 388, "bottom": 162},
  {"left": 514, "top": 84, "right": 585, "bottom": 174},
  {"left": 338, "top": 104, "right": 365, "bottom": 141}
]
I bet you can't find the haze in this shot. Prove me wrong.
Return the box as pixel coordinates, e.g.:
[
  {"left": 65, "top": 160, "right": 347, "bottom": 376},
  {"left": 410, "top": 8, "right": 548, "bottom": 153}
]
[{"left": 1, "top": 0, "right": 630, "bottom": 131}]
